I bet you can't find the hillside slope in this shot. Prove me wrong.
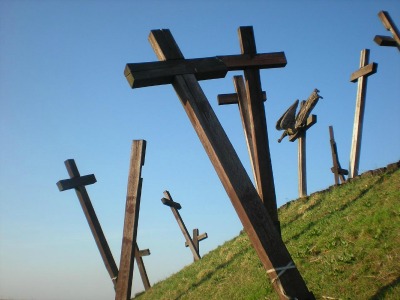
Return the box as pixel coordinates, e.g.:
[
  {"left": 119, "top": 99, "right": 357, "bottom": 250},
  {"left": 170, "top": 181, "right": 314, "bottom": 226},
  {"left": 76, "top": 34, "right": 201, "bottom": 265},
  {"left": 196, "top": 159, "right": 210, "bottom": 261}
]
[{"left": 135, "top": 164, "right": 400, "bottom": 300}]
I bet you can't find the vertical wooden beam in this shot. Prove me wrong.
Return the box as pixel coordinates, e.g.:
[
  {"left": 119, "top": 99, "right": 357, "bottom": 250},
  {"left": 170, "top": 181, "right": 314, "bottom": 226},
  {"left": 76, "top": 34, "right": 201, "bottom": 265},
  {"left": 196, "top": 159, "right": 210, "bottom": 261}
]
[
  {"left": 349, "top": 49, "right": 377, "bottom": 178},
  {"left": 134, "top": 244, "right": 151, "bottom": 291},
  {"left": 237, "top": 26, "right": 280, "bottom": 233},
  {"left": 57, "top": 159, "right": 119, "bottom": 288},
  {"left": 115, "top": 140, "right": 146, "bottom": 300},
  {"left": 162, "top": 191, "right": 201, "bottom": 261},
  {"left": 148, "top": 29, "right": 314, "bottom": 300},
  {"left": 297, "top": 102, "right": 307, "bottom": 198}
]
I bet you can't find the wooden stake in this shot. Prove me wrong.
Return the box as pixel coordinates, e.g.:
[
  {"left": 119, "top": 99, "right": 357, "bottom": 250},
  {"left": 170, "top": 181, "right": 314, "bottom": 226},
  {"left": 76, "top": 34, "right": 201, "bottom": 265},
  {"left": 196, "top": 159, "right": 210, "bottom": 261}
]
[
  {"left": 115, "top": 140, "right": 146, "bottom": 300},
  {"left": 146, "top": 29, "right": 314, "bottom": 300},
  {"left": 349, "top": 49, "right": 377, "bottom": 178},
  {"left": 329, "top": 126, "right": 348, "bottom": 185},
  {"left": 297, "top": 102, "right": 307, "bottom": 198}
]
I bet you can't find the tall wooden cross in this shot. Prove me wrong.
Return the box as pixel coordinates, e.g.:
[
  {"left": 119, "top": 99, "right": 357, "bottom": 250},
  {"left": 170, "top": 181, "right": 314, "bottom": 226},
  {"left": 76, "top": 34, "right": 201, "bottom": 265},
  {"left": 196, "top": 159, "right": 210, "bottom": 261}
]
[
  {"left": 374, "top": 10, "right": 400, "bottom": 51},
  {"left": 162, "top": 190, "right": 208, "bottom": 261},
  {"left": 125, "top": 28, "right": 314, "bottom": 300},
  {"left": 56, "top": 158, "right": 151, "bottom": 293},
  {"left": 348, "top": 49, "right": 377, "bottom": 178},
  {"left": 115, "top": 140, "right": 146, "bottom": 300},
  {"left": 328, "top": 126, "right": 348, "bottom": 185},
  {"left": 215, "top": 27, "right": 281, "bottom": 235}
]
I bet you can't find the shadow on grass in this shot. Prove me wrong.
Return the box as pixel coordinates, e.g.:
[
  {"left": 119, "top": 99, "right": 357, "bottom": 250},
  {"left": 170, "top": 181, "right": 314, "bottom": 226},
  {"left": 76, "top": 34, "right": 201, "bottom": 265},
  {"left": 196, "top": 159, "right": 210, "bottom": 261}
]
[{"left": 369, "top": 276, "right": 400, "bottom": 299}]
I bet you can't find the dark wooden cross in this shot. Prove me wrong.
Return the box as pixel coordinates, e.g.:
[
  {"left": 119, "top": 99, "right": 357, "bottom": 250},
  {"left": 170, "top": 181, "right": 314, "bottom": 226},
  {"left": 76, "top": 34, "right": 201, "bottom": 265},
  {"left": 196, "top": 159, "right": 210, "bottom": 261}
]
[
  {"left": 349, "top": 49, "right": 377, "bottom": 178},
  {"left": 161, "top": 190, "right": 207, "bottom": 261},
  {"left": 215, "top": 27, "right": 281, "bottom": 235},
  {"left": 329, "top": 126, "right": 348, "bottom": 185},
  {"left": 374, "top": 10, "right": 400, "bottom": 51},
  {"left": 56, "top": 158, "right": 151, "bottom": 292},
  {"left": 115, "top": 140, "right": 146, "bottom": 300},
  {"left": 125, "top": 28, "right": 314, "bottom": 300}
]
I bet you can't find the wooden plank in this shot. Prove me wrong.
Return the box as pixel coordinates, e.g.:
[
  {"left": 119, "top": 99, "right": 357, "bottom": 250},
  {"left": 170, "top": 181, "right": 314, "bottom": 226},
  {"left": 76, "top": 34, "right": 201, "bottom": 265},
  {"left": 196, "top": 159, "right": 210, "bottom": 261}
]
[
  {"left": 163, "top": 191, "right": 201, "bottom": 261},
  {"left": 134, "top": 244, "right": 151, "bottom": 291},
  {"left": 217, "top": 91, "right": 266, "bottom": 105},
  {"left": 185, "top": 232, "right": 207, "bottom": 247},
  {"left": 288, "top": 115, "right": 317, "bottom": 142},
  {"left": 378, "top": 10, "right": 400, "bottom": 49},
  {"left": 349, "top": 49, "right": 376, "bottom": 178},
  {"left": 297, "top": 101, "right": 307, "bottom": 198},
  {"left": 237, "top": 26, "right": 280, "bottom": 234},
  {"left": 56, "top": 174, "right": 96, "bottom": 191},
  {"left": 125, "top": 52, "right": 286, "bottom": 88},
  {"left": 374, "top": 35, "right": 397, "bottom": 47},
  {"left": 350, "top": 63, "right": 377, "bottom": 82},
  {"left": 60, "top": 159, "right": 119, "bottom": 288},
  {"left": 161, "top": 197, "right": 182, "bottom": 210},
  {"left": 148, "top": 29, "right": 314, "bottom": 300},
  {"left": 115, "top": 140, "right": 146, "bottom": 300}
]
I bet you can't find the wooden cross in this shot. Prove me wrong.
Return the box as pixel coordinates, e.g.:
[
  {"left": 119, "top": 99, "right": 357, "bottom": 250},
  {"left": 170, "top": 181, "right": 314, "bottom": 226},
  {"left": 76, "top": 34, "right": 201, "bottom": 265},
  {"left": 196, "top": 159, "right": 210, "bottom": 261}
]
[
  {"left": 329, "top": 126, "right": 348, "bottom": 185},
  {"left": 374, "top": 10, "right": 400, "bottom": 51},
  {"left": 115, "top": 140, "right": 146, "bottom": 300},
  {"left": 161, "top": 190, "right": 207, "bottom": 261},
  {"left": 56, "top": 158, "right": 151, "bottom": 292},
  {"left": 349, "top": 49, "right": 377, "bottom": 178},
  {"left": 214, "top": 27, "right": 281, "bottom": 235},
  {"left": 125, "top": 28, "right": 314, "bottom": 300}
]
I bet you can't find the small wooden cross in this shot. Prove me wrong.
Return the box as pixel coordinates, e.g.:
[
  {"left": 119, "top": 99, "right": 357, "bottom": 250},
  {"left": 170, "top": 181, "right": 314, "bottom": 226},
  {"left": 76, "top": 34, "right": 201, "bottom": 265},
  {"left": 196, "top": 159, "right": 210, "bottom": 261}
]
[
  {"left": 161, "top": 191, "right": 207, "bottom": 261},
  {"left": 374, "top": 10, "right": 400, "bottom": 51},
  {"left": 125, "top": 28, "right": 314, "bottom": 299},
  {"left": 329, "top": 126, "right": 348, "bottom": 185},
  {"left": 349, "top": 49, "right": 377, "bottom": 178},
  {"left": 57, "top": 159, "right": 151, "bottom": 292},
  {"left": 115, "top": 140, "right": 146, "bottom": 300}
]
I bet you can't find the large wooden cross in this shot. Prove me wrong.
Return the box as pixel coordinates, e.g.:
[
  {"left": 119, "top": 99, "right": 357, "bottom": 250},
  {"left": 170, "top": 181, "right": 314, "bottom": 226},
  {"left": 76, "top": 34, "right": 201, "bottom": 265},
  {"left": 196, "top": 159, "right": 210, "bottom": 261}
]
[
  {"left": 125, "top": 28, "right": 314, "bottom": 300},
  {"left": 374, "top": 10, "right": 400, "bottom": 51},
  {"left": 162, "top": 190, "right": 208, "bottom": 261},
  {"left": 348, "top": 49, "right": 377, "bottom": 178},
  {"left": 56, "top": 158, "right": 151, "bottom": 293}
]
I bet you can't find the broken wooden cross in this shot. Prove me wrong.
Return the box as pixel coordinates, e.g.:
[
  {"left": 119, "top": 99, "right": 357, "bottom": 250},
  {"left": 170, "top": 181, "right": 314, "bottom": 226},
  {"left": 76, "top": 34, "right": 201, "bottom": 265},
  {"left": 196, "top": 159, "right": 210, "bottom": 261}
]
[
  {"left": 329, "top": 126, "right": 348, "bottom": 185},
  {"left": 161, "top": 190, "right": 207, "bottom": 261},
  {"left": 276, "top": 89, "right": 322, "bottom": 198},
  {"left": 115, "top": 140, "right": 146, "bottom": 300},
  {"left": 374, "top": 10, "right": 400, "bottom": 51},
  {"left": 348, "top": 49, "right": 377, "bottom": 178},
  {"left": 56, "top": 158, "right": 151, "bottom": 292},
  {"left": 215, "top": 27, "right": 281, "bottom": 235},
  {"left": 125, "top": 28, "right": 314, "bottom": 300}
]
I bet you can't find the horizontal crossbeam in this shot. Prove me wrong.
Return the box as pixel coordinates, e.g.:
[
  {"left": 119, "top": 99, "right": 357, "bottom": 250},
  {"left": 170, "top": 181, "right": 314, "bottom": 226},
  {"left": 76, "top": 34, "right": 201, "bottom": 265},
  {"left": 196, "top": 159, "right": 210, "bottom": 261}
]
[
  {"left": 185, "top": 232, "right": 207, "bottom": 247},
  {"left": 57, "top": 174, "right": 96, "bottom": 191},
  {"left": 161, "top": 197, "right": 182, "bottom": 210},
  {"left": 288, "top": 115, "right": 317, "bottom": 142},
  {"left": 350, "top": 62, "right": 378, "bottom": 82},
  {"left": 217, "top": 91, "right": 267, "bottom": 105},
  {"left": 374, "top": 35, "right": 397, "bottom": 47},
  {"left": 137, "top": 249, "right": 150, "bottom": 257},
  {"left": 125, "top": 53, "right": 286, "bottom": 88}
]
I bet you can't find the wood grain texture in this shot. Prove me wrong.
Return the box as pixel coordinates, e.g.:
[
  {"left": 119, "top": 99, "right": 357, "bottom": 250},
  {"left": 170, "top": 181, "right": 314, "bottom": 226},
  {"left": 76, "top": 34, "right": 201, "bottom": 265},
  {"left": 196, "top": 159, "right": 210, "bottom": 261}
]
[
  {"left": 148, "top": 28, "right": 314, "bottom": 300},
  {"left": 60, "top": 159, "right": 119, "bottom": 288},
  {"left": 115, "top": 140, "right": 146, "bottom": 300}
]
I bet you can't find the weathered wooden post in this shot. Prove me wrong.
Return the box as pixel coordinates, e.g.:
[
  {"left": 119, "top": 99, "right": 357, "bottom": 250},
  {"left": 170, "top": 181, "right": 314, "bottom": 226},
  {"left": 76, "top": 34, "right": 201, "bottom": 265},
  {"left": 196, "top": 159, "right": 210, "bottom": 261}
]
[
  {"left": 161, "top": 190, "right": 207, "bottom": 261},
  {"left": 348, "top": 49, "right": 377, "bottom": 178},
  {"left": 115, "top": 140, "right": 146, "bottom": 300},
  {"left": 57, "top": 158, "right": 152, "bottom": 293},
  {"left": 329, "top": 126, "right": 348, "bottom": 185},
  {"left": 276, "top": 89, "right": 321, "bottom": 198},
  {"left": 125, "top": 28, "right": 314, "bottom": 299},
  {"left": 374, "top": 10, "right": 400, "bottom": 51}
]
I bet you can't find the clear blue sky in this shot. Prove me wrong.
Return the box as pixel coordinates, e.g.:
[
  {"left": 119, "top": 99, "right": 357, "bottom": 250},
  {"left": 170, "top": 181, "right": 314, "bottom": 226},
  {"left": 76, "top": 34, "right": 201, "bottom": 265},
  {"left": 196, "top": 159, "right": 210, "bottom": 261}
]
[{"left": 1, "top": 1, "right": 399, "bottom": 299}]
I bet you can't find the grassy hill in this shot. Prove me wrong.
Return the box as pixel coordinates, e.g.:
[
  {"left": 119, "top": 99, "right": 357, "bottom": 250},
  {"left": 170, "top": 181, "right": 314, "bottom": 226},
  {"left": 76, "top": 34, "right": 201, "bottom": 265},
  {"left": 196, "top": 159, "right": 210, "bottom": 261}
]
[{"left": 135, "top": 163, "right": 400, "bottom": 300}]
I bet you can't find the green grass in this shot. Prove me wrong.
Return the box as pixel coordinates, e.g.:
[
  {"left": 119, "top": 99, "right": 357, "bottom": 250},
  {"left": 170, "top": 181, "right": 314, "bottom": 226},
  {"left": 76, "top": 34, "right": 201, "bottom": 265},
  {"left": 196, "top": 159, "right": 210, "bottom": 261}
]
[{"left": 135, "top": 166, "right": 400, "bottom": 299}]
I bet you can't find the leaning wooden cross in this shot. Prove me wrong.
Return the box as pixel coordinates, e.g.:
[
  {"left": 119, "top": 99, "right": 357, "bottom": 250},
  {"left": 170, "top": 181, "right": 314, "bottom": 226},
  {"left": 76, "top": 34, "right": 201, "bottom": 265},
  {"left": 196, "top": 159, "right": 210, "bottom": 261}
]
[
  {"left": 374, "top": 10, "right": 400, "bottom": 51},
  {"left": 328, "top": 126, "right": 348, "bottom": 185},
  {"left": 56, "top": 157, "right": 151, "bottom": 294},
  {"left": 276, "top": 89, "right": 322, "bottom": 198},
  {"left": 125, "top": 28, "right": 314, "bottom": 299},
  {"left": 348, "top": 49, "right": 377, "bottom": 178},
  {"left": 161, "top": 190, "right": 208, "bottom": 261},
  {"left": 215, "top": 27, "right": 280, "bottom": 234}
]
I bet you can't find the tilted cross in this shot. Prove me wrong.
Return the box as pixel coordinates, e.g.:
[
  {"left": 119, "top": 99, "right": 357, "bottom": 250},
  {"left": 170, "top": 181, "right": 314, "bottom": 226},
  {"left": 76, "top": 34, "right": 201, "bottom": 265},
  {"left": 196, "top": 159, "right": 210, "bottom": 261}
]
[
  {"left": 349, "top": 49, "right": 377, "bottom": 178},
  {"left": 162, "top": 190, "right": 208, "bottom": 261},
  {"left": 329, "top": 126, "right": 348, "bottom": 185},
  {"left": 125, "top": 28, "right": 314, "bottom": 300},
  {"left": 374, "top": 10, "right": 400, "bottom": 51}
]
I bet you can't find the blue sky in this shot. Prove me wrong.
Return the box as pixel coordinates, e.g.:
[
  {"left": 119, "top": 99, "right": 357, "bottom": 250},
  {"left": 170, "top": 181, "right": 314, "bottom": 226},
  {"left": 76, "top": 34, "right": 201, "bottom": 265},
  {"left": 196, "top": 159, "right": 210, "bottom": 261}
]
[{"left": 1, "top": 1, "right": 399, "bottom": 299}]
